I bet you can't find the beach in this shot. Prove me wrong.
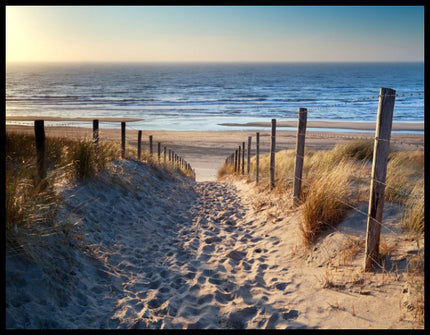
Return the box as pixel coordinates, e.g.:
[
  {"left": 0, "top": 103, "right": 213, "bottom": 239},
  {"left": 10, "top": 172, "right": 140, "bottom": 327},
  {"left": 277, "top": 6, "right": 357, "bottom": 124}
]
[{"left": 5, "top": 124, "right": 424, "bottom": 329}]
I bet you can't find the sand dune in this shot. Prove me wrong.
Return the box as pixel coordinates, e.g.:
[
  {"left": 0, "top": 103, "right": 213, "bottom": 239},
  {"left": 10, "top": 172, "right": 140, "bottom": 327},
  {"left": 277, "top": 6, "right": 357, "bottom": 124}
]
[{"left": 5, "top": 158, "right": 423, "bottom": 329}]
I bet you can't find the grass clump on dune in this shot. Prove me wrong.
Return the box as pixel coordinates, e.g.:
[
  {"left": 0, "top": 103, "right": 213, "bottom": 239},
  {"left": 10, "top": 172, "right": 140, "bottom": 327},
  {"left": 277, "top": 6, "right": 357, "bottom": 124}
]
[{"left": 300, "top": 160, "right": 354, "bottom": 246}]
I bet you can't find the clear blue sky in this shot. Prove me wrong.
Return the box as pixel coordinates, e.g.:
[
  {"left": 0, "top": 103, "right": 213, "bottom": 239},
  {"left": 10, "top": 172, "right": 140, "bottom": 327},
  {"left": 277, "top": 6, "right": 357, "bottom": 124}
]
[{"left": 6, "top": 6, "right": 424, "bottom": 62}]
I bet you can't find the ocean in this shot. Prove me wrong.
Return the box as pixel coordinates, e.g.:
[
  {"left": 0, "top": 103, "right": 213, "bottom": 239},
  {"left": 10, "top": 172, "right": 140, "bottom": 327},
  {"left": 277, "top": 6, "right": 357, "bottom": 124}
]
[{"left": 5, "top": 62, "right": 424, "bottom": 132}]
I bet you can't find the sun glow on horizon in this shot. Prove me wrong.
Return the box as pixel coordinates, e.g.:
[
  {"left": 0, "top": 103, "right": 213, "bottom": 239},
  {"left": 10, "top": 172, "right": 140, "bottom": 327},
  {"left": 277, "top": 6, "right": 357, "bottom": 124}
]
[{"left": 6, "top": 6, "right": 424, "bottom": 63}]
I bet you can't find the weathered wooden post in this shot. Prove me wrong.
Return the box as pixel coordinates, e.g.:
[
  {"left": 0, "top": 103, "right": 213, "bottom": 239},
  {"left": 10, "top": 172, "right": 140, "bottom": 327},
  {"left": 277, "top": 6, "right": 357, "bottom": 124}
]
[
  {"left": 293, "top": 108, "right": 308, "bottom": 206},
  {"left": 149, "top": 135, "right": 153, "bottom": 156},
  {"left": 247, "top": 136, "right": 252, "bottom": 175},
  {"left": 93, "top": 119, "right": 99, "bottom": 151},
  {"left": 234, "top": 149, "right": 238, "bottom": 173},
  {"left": 238, "top": 148, "right": 240, "bottom": 172},
  {"left": 34, "top": 120, "right": 46, "bottom": 189},
  {"left": 169, "top": 149, "right": 172, "bottom": 162},
  {"left": 121, "top": 122, "right": 126, "bottom": 159},
  {"left": 137, "top": 130, "right": 142, "bottom": 160},
  {"left": 364, "top": 88, "right": 396, "bottom": 272},
  {"left": 241, "top": 142, "right": 245, "bottom": 175},
  {"left": 270, "top": 119, "right": 276, "bottom": 189},
  {"left": 163, "top": 146, "right": 167, "bottom": 163},
  {"left": 256, "top": 132, "right": 260, "bottom": 184},
  {"left": 158, "top": 142, "right": 161, "bottom": 162}
]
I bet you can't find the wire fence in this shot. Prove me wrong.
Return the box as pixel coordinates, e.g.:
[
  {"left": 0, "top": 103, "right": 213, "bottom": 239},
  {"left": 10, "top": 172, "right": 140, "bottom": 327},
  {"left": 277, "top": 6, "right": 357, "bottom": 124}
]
[
  {"left": 22, "top": 119, "right": 196, "bottom": 183},
  {"left": 224, "top": 88, "right": 424, "bottom": 272}
]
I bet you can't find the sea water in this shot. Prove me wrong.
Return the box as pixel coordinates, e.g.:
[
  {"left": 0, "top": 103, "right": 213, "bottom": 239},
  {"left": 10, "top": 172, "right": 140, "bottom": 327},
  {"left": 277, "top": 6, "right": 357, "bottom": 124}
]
[{"left": 6, "top": 62, "right": 424, "bottom": 132}]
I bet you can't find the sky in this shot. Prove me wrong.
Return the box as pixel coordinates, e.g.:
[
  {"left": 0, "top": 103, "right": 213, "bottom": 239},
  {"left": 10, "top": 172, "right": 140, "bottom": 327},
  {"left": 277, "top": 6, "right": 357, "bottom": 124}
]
[{"left": 6, "top": 6, "right": 425, "bottom": 63}]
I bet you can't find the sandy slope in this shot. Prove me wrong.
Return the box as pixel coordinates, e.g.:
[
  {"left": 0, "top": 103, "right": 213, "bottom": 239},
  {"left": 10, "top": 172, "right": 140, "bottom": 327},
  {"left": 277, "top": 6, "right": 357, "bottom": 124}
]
[{"left": 5, "top": 159, "right": 423, "bottom": 329}]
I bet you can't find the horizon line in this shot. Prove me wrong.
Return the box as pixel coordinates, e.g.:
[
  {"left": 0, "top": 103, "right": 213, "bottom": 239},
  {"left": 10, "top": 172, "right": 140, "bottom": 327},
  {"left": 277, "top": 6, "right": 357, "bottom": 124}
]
[{"left": 6, "top": 60, "right": 424, "bottom": 64}]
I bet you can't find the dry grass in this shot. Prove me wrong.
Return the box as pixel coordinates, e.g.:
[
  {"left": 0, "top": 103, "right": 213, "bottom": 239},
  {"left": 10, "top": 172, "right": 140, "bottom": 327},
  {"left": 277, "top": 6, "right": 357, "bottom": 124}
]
[
  {"left": 220, "top": 139, "right": 424, "bottom": 245},
  {"left": 339, "top": 236, "right": 365, "bottom": 266},
  {"left": 217, "top": 163, "right": 235, "bottom": 180},
  {"left": 5, "top": 132, "right": 194, "bottom": 260},
  {"left": 300, "top": 160, "right": 354, "bottom": 246},
  {"left": 385, "top": 151, "right": 424, "bottom": 204},
  {"left": 219, "top": 139, "right": 424, "bottom": 328}
]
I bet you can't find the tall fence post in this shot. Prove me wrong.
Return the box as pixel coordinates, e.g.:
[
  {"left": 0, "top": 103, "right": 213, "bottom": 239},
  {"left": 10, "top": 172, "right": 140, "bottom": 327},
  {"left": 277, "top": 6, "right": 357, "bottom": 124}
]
[
  {"left": 270, "top": 119, "right": 276, "bottom": 189},
  {"left": 93, "top": 119, "right": 99, "bottom": 153},
  {"left": 34, "top": 120, "right": 46, "bottom": 189},
  {"left": 121, "top": 122, "right": 126, "bottom": 159},
  {"left": 256, "top": 132, "right": 260, "bottom": 184},
  {"left": 163, "top": 146, "right": 167, "bottom": 163},
  {"left": 247, "top": 136, "right": 252, "bottom": 175},
  {"left": 149, "top": 135, "right": 153, "bottom": 156},
  {"left": 234, "top": 149, "right": 238, "bottom": 173},
  {"left": 364, "top": 87, "right": 396, "bottom": 272},
  {"left": 293, "top": 108, "right": 308, "bottom": 206},
  {"left": 158, "top": 142, "right": 161, "bottom": 162},
  {"left": 242, "top": 141, "right": 245, "bottom": 175},
  {"left": 137, "top": 130, "right": 142, "bottom": 160},
  {"left": 237, "top": 145, "right": 242, "bottom": 174}
]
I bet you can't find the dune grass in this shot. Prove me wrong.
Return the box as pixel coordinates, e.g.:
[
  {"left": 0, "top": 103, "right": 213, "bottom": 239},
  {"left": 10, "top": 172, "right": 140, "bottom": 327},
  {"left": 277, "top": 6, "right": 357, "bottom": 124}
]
[
  {"left": 300, "top": 159, "right": 355, "bottom": 246},
  {"left": 219, "top": 138, "right": 424, "bottom": 326},
  {"left": 219, "top": 139, "right": 424, "bottom": 245},
  {"left": 5, "top": 131, "right": 193, "bottom": 258}
]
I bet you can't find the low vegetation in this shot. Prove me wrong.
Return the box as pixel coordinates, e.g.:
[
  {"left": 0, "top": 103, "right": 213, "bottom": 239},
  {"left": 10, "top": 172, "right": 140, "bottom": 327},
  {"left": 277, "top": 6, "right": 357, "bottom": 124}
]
[
  {"left": 5, "top": 132, "right": 193, "bottom": 259},
  {"left": 219, "top": 139, "right": 424, "bottom": 245},
  {"left": 218, "top": 138, "right": 424, "bottom": 326}
]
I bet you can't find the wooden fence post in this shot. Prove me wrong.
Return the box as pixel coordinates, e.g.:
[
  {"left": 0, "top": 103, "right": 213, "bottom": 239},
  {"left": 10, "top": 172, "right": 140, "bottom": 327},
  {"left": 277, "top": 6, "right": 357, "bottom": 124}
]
[
  {"left": 238, "top": 145, "right": 241, "bottom": 175},
  {"left": 247, "top": 136, "right": 252, "bottom": 175},
  {"left": 163, "top": 146, "right": 167, "bottom": 163},
  {"left": 256, "top": 132, "right": 260, "bottom": 184},
  {"left": 293, "top": 108, "right": 308, "bottom": 206},
  {"left": 364, "top": 87, "right": 396, "bottom": 272},
  {"left": 121, "top": 122, "right": 126, "bottom": 159},
  {"left": 34, "top": 120, "right": 46, "bottom": 189},
  {"left": 93, "top": 119, "right": 99, "bottom": 152},
  {"left": 270, "top": 119, "right": 276, "bottom": 189},
  {"left": 158, "top": 142, "right": 161, "bottom": 162},
  {"left": 137, "top": 130, "right": 142, "bottom": 160},
  {"left": 149, "top": 135, "right": 153, "bottom": 156},
  {"left": 234, "top": 149, "right": 238, "bottom": 173},
  {"left": 242, "top": 142, "right": 245, "bottom": 175}
]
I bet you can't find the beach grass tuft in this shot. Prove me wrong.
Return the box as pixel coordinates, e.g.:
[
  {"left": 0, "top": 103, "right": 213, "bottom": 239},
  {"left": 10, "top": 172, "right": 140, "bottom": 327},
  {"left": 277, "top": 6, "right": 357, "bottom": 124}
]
[{"left": 300, "top": 159, "right": 354, "bottom": 246}]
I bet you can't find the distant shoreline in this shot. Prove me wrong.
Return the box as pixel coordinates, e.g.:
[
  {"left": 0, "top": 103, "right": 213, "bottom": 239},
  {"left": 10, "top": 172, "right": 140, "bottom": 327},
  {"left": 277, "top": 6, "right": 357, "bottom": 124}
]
[
  {"left": 5, "top": 117, "right": 424, "bottom": 133},
  {"left": 219, "top": 120, "right": 424, "bottom": 131}
]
